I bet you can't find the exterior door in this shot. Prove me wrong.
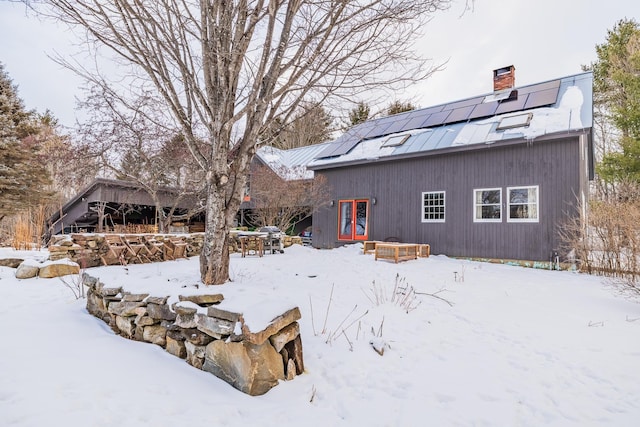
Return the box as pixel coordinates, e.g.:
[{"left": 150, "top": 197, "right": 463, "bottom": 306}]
[{"left": 338, "top": 199, "right": 369, "bottom": 241}]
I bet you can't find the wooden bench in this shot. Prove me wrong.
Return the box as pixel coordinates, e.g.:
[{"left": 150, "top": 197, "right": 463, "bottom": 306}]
[{"left": 374, "top": 243, "right": 418, "bottom": 263}]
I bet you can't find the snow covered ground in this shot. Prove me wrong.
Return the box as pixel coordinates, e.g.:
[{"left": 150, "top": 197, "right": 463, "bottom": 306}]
[{"left": 1, "top": 244, "right": 639, "bottom": 427}]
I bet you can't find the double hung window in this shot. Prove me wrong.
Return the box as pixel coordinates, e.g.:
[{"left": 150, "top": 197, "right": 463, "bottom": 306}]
[
  {"left": 507, "top": 186, "right": 539, "bottom": 222},
  {"left": 474, "top": 188, "right": 502, "bottom": 222}
]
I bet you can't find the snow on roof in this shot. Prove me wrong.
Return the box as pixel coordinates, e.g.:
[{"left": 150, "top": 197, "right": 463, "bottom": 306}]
[
  {"left": 256, "top": 142, "right": 331, "bottom": 180},
  {"left": 309, "top": 72, "right": 593, "bottom": 169}
]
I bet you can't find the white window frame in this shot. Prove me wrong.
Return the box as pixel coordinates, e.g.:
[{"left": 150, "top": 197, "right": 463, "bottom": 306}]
[
  {"left": 507, "top": 185, "right": 539, "bottom": 223},
  {"left": 473, "top": 188, "right": 502, "bottom": 223},
  {"left": 421, "top": 191, "right": 446, "bottom": 223}
]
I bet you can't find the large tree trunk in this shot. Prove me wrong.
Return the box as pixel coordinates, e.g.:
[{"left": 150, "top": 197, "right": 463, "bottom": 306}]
[{"left": 200, "top": 175, "right": 231, "bottom": 285}]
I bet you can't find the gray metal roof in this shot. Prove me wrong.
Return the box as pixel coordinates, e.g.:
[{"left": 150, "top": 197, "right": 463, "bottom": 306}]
[
  {"left": 309, "top": 71, "right": 593, "bottom": 169},
  {"left": 256, "top": 142, "right": 332, "bottom": 180}
]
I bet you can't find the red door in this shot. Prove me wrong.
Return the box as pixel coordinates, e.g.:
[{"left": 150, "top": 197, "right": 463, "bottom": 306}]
[{"left": 338, "top": 199, "right": 369, "bottom": 241}]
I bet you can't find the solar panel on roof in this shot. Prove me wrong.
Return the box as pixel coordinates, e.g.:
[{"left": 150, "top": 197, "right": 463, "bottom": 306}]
[
  {"left": 494, "top": 94, "right": 529, "bottom": 115},
  {"left": 524, "top": 88, "right": 559, "bottom": 109},
  {"left": 315, "top": 131, "right": 362, "bottom": 158},
  {"left": 517, "top": 79, "right": 560, "bottom": 95},
  {"left": 416, "top": 105, "right": 445, "bottom": 116},
  {"left": 403, "top": 113, "right": 432, "bottom": 130},
  {"left": 363, "top": 117, "right": 395, "bottom": 139},
  {"left": 444, "top": 96, "right": 485, "bottom": 110},
  {"left": 445, "top": 105, "right": 475, "bottom": 123},
  {"left": 420, "top": 110, "right": 451, "bottom": 127},
  {"left": 382, "top": 116, "right": 412, "bottom": 135},
  {"left": 350, "top": 121, "right": 376, "bottom": 137},
  {"left": 468, "top": 101, "right": 499, "bottom": 120}
]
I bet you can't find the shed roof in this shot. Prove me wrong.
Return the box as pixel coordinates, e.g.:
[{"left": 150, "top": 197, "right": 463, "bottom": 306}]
[
  {"left": 255, "top": 142, "right": 331, "bottom": 180},
  {"left": 309, "top": 71, "right": 593, "bottom": 170}
]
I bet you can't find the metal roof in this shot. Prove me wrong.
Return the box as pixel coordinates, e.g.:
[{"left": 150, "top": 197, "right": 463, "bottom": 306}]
[
  {"left": 256, "top": 142, "right": 332, "bottom": 180},
  {"left": 309, "top": 71, "right": 593, "bottom": 169}
]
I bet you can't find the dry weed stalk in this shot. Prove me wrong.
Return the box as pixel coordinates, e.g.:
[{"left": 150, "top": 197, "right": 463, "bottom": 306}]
[
  {"left": 559, "top": 195, "right": 640, "bottom": 298},
  {"left": 9, "top": 205, "right": 48, "bottom": 250},
  {"left": 58, "top": 259, "right": 87, "bottom": 300},
  {"left": 364, "top": 274, "right": 421, "bottom": 313}
]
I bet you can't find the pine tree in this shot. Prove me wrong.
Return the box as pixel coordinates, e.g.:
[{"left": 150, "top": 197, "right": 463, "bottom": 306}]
[
  {"left": 590, "top": 19, "right": 640, "bottom": 184},
  {"left": 386, "top": 100, "right": 416, "bottom": 116},
  {"left": 0, "top": 62, "right": 53, "bottom": 222},
  {"left": 348, "top": 101, "right": 371, "bottom": 127}
]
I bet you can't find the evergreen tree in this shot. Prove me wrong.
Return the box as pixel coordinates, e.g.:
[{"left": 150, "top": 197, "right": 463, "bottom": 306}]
[
  {"left": 263, "top": 103, "right": 333, "bottom": 150},
  {"left": 348, "top": 101, "right": 371, "bottom": 127},
  {"left": 0, "top": 63, "right": 53, "bottom": 222},
  {"left": 590, "top": 19, "right": 640, "bottom": 184},
  {"left": 386, "top": 99, "right": 416, "bottom": 116}
]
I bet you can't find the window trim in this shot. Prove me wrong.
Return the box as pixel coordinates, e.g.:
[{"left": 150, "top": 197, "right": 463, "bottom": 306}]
[
  {"left": 506, "top": 185, "right": 539, "bottom": 223},
  {"left": 421, "top": 191, "right": 446, "bottom": 223},
  {"left": 473, "top": 187, "right": 502, "bottom": 223}
]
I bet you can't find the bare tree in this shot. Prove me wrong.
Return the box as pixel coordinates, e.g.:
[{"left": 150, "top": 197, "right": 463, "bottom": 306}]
[
  {"left": 263, "top": 103, "right": 334, "bottom": 150},
  {"left": 37, "top": 0, "right": 450, "bottom": 285},
  {"left": 247, "top": 164, "right": 330, "bottom": 232},
  {"left": 76, "top": 88, "right": 206, "bottom": 233}
]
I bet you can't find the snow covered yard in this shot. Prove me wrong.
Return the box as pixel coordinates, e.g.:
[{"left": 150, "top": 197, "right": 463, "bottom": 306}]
[{"left": 1, "top": 244, "right": 639, "bottom": 426}]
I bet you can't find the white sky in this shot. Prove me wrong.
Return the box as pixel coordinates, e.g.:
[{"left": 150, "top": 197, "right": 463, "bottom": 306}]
[{"left": 0, "top": 0, "right": 638, "bottom": 129}]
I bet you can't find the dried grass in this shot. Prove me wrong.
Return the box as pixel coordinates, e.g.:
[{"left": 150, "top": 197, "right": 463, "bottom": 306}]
[{"left": 559, "top": 193, "right": 640, "bottom": 298}]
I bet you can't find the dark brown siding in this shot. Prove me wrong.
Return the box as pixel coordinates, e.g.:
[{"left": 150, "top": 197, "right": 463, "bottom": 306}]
[{"left": 313, "top": 136, "right": 587, "bottom": 262}]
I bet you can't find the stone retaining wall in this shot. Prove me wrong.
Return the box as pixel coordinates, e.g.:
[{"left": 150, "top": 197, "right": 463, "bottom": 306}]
[
  {"left": 49, "top": 233, "right": 302, "bottom": 267},
  {"left": 84, "top": 273, "right": 304, "bottom": 396}
]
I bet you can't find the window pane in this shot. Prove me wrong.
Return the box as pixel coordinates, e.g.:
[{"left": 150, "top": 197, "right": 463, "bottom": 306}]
[
  {"left": 480, "top": 205, "right": 501, "bottom": 219},
  {"left": 509, "top": 188, "right": 529, "bottom": 203},
  {"left": 509, "top": 204, "right": 529, "bottom": 218},
  {"left": 355, "top": 201, "right": 368, "bottom": 236},
  {"left": 339, "top": 202, "right": 352, "bottom": 235},
  {"left": 476, "top": 190, "right": 500, "bottom": 204}
]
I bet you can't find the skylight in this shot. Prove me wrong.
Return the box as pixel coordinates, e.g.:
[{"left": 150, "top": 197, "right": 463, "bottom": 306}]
[
  {"left": 496, "top": 113, "right": 533, "bottom": 131},
  {"left": 381, "top": 134, "right": 410, "bottom": 148}
]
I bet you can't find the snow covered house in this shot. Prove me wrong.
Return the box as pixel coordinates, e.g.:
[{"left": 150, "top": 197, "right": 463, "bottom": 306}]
[{"left": 307, "top": 67, "right": 594, "bottom": 264}]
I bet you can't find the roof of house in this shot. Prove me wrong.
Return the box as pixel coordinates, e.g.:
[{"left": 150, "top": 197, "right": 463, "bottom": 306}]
[
  {"left": 255, "top": 142, "right": 332, "bottom": 180},
  {"left": 308, "top": 71, "right": 593, "bottom": 170}
]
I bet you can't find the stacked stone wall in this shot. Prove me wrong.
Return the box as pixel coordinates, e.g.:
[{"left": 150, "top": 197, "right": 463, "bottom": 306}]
[{"left": 83, "top": 273, "right": 303, "bottom": 396}]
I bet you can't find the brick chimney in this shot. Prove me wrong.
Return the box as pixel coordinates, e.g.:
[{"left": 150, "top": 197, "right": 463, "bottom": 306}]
[{"left": 493, "top": 65, "right": 515, "bottom": 92}]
